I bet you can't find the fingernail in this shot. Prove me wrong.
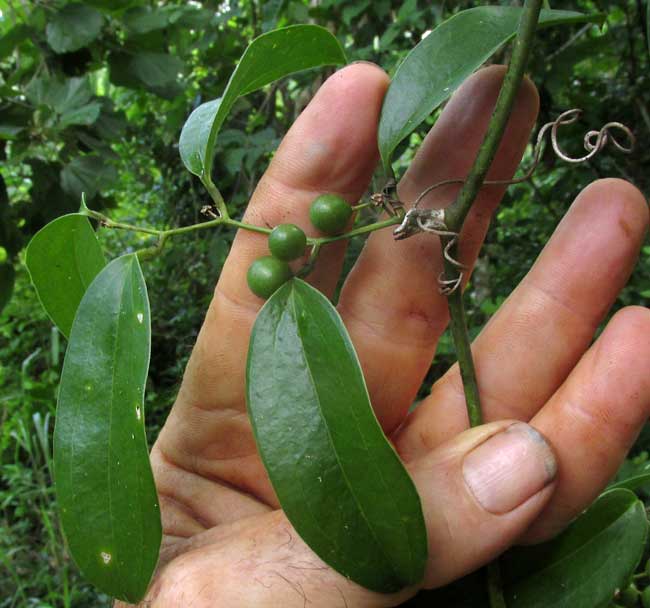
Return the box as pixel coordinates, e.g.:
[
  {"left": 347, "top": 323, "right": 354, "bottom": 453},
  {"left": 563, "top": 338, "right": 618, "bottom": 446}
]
[{"left": 462, "top": 423, "right": 557, "bottom": 514}]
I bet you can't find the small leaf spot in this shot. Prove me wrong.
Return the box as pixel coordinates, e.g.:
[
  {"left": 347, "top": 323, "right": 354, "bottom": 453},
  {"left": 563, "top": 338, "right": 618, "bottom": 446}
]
[
  {"left": 137, "top": 312, "right": 144, "bottom": 323},
  {"left": 85, "top": 383, "right": 92, "bottom": 392},
  {"left": 136, "top": 405, "right": 142, "bottom": 420},
  {"left": 100, "top": 551, "right": 112, "bottom": 565}
]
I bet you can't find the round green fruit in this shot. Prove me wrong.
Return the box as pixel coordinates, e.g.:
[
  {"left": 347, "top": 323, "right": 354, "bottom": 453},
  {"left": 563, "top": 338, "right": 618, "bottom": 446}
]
[
  {"left": 641, "top": 586, "right": 650, "bottom": 608},
  {"left": 309, "top": 193, "right": 352, "bottom": 235},
  {"left": 268, "top": 223, "right": 307, "bottom": 261},
  {"left": 247, "top": 256, "right": 292, "bottom": 299},
  {"left": 619, "top": 584, "right": 640, "bottom": 607}
]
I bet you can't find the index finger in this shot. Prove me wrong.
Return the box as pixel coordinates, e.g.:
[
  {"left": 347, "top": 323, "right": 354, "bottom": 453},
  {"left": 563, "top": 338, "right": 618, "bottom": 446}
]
[{"left": 156, "top": 64, "right": 390, "bottom": 504}]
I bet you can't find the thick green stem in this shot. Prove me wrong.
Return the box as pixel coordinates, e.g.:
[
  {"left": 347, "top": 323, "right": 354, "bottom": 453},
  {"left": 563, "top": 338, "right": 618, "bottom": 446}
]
[
  {"left": 487, "top": 561, "right": 508, "bottom": 608},
  {"left": 439, "top": 2, "right": 543, "bottom": 607},
  {"left": 312, "top": 215, "right": 401, "bottom": 245},
  {"left": 444, "top": 0, "right": 542, "bottom": 426},
  {"left": 445, "top": 0, "right": 544, "bottom": 232},
  {"left": 445, "top": 256, "right": 483, "bottom": 427}
]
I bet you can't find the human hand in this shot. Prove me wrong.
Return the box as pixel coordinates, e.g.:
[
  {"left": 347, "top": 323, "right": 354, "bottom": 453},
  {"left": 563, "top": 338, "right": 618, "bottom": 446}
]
[{"left": 120, "top": 63, "right": 650, "bottom": 607}]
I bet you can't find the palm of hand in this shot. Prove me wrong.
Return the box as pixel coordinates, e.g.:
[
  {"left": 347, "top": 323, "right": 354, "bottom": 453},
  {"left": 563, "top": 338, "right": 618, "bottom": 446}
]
[{"left": 118, "top": 64, "right": 650, "bottom": 608}]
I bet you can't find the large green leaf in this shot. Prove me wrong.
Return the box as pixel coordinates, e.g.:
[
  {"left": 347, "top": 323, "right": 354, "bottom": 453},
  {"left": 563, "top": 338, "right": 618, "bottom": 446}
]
[
  {"left": 179, "top": 24, "right": 346, "bottom": 179},
  {"left": 46, "top": 3, "right": 104, "bottom": 54},
  {"left": 501, "top": 489, "right": 648, "bottom": 608},
  {"left": 246, "top": 278, "right": 427, "bottom": 593},
  {"left": 378, "top": 7, "right": 604, "bottom": 171},
  {"left": 54, "top": 254, "right": 161, "bottom": 603},
  {"left": 25, "top": 214, "right": 106, "bottom": 338}
]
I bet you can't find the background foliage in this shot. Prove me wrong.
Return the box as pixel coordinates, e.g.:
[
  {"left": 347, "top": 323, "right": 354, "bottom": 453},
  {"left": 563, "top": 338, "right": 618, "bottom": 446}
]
[{"left": 0, "top": 0, "right": 648, "bottom": 606}]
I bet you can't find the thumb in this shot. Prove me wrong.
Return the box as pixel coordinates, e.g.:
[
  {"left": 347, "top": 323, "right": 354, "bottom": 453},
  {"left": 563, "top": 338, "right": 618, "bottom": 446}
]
[{"left": 408, "top": 420, "right": 557, "bottom": 590}]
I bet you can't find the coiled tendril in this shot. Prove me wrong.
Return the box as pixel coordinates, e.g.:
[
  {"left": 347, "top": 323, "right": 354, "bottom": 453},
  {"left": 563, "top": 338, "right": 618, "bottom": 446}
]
[{"left": 404, "top": 109, "right": 635, "bottom": 295}]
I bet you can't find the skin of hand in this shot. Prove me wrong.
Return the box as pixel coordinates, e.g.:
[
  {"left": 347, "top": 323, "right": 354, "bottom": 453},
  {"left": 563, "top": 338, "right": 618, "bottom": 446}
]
[{"left": 116, "top": 63, "right": 650, "bottom": 607}]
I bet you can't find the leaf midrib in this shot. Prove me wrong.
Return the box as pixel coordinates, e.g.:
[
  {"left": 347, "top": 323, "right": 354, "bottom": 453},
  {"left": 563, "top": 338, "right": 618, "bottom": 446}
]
[{"left": 288, "top": 288, "right": 401, "bottom": 584}]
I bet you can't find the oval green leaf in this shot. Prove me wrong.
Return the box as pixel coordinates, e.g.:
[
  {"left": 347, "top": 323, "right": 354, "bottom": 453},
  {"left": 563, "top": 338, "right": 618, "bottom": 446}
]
[
  {"left": 26, "top": 214, "right": 106, "bottom": 338},
  {"left": 54, "top": 254, "right": 161, "bottom": 603},
  {"left": 246, "top": 278, "right": 427, "bottom": 593},
  {"left": 179, "top": 24, "right": 347, "bottom": 179},
  {"left": 501, "top": 489, "right": 648, "bottom": 608},
  {"left": 378, "top": 7, "right": 604, "bottom": 172},
  {"left": 46, "top": 3, "right": 104, "bottom": 54}
]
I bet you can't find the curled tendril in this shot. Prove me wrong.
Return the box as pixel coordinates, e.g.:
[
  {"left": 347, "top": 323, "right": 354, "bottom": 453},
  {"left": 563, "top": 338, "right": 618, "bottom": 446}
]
[
  {"left": 407, "top": 109, "right": 635, "bottom": 295},
  {"left": 412, "top": 109, "right": 635, "bottom": 210}
]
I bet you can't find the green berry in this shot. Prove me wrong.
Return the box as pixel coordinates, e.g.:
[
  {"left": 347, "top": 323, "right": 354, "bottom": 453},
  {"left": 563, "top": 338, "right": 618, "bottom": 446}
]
[
  {"left": 619, "top": 584, "right": 640, "bottom": 607},
  {"left": 309, "top": 193, "right": 352, "bottom": 235},
  {"left": 247, "top": 256, "right": 291, "bottom": 299},
  {"left": 268, "top": 224, "right": 307, "bottom": 261},
  {"left": 641, "top": 586, "right": 650, "bottom": 608}
]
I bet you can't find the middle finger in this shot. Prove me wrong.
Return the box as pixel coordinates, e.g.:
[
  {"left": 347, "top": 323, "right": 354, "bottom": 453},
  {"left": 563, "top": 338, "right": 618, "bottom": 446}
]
[
  {"left": 396, "top": 178, "right": 648, "bottom": 459},
  {"left": 338, "top": 66, "right": 539, "bottom": 433}
]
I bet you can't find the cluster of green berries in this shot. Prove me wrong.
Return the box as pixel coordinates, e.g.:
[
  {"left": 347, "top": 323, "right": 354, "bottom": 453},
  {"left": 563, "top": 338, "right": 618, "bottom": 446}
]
[{"left": 247, "top": 193, "right": 352, "bottom": 299}]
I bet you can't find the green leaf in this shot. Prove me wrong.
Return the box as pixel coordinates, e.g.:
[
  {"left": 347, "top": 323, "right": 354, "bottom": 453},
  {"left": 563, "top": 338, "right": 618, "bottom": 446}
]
[
  {"left": 108, "top": 51, "right": 184, "bottom": 98},
  {"left": 246, "top": 278, "right": 427, "bottom": 593},
  {"left": 25, "top": 214, "right": 106, "bottom": 338},
  {"left": 378, "top": 7, "right": 604, "bottom": 171},
  {"left": 0, "top": 24, "right": 30, "bottom": 59},
  {"left": 46, "top": 3, "right": 104, "bottom": 54},
  {"left": 54, "top": 254, "right": 161, "bottom": 603},
  {"left": 25, "top": 76, "right": 101, "bottom": 130},
  {"left": 59, "top": 101, "right": 102, "bottom": 128},
  {"left": 0, "top": 262, "right": 15, "bottom": 314},
  {"left": 60, "top": 155, "right": 118, "bottom": 200},
  {"left": 501, "top": 489, "right": 648, "bottom": 608},
  {"left": 179, "top": 24, "right": 346, "bottom": 179},
  {"left": 608, "top": 472, "right": 650, "bottom": 493},
  {"left": 122, "top": 6, "right": 169, "bottom": 34}
]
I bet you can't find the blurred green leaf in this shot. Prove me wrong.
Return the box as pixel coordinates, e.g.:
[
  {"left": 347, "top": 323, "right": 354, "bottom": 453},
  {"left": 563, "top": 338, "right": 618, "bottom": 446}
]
[
  {"left": 609, "top": 472, "right": 650, "bottom": 493},
  {"left": 55, "top": 254, "right": 160, "bottom": 602},
  {"left": 25, "top": 214, "right": 106, "bottom": 337},
  {"left": 179, "top": 24, "right": 346, "bottom": 179},
  {"left": 501, "top": 489, "right": 648, "bottom": 608},
  {"left": 60, "top": 155, "right": 117, "bottom": 200},
  {"left": 46, "top": 3, "right": 104, "bottom": 54},
  {"left": 378, "top": 7, "right": 604, "bottom": 171},
  {"left": 122, "top": 7, "right": 169, "bottom": 34},
  {"left": 108, "top": 51, "right": 184, "bottom": 98},
  {"left": 247, "top": 278, "right": 427, "bottom": 592},
  {"left": 0, "top": 24, "right": 30, "bottom": 59},
  {"left": 25, "top": 75, "right": 101, "bottom": 129},
  {"left": 59, "top": 101, "right": 102, "bottom": 128}
]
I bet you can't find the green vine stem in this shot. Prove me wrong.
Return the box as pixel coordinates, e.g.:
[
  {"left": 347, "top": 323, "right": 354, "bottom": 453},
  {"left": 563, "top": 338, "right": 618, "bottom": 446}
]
[
  {"left": 441, "top": 1, "right": 543, "bottom": 606},
  {"left": 80, "top": 200, "right": 403, "bottom": 263},
  {"left": 202, "top": 175, "right": 230, "bottom": 219}
]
